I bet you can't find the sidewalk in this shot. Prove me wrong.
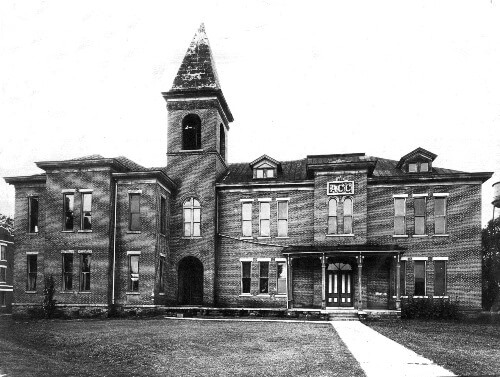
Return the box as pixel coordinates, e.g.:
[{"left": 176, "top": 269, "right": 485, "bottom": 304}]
[{"left": 331, "top": 321, "right": 455, "bottom": 377}]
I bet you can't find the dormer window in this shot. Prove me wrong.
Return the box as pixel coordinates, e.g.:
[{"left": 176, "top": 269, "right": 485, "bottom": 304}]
[
  {"left": 250, "top": 155, "right": 281, "bottom": 180},
  {"left": 407, "top": 161, "right": 431, "bottom": 173},
  {"left": 397, "top": 147, "right": 437, "bottom": 175}
]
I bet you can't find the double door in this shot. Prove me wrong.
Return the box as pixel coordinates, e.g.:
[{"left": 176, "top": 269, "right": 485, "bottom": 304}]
[{"left": 326, "top": 270, "right": 353, "bottom": 307}]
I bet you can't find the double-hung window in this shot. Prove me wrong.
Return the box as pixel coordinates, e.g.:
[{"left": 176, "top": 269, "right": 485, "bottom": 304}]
[
  {"left": 343, "top": 197, "right": 353, "bottom": 234},
  {"left": 80, "top": 253, "right": 91, "bottom": 291},
  {"left": 62, "top": 253, "right": 73, "bottom": 291},
  {"left": 394, "top": 197, "right": 406, "bottom": 235},
  {"left": 241, "top": 261, "right": 251, "bottom": 294},
  {"left": 241, "top": 201, "right": 252, "bottom": 237},
  {"left": 27, "top": 254, "right": 37, "bottom": 291},
  {"left": 28, "top": 196, "right": 39, "bottom": 233},
  {"left": 434, "top": 259, "right": 447, "bottom": 296},
  {"left": 276, "top": 261, "right": 287, "bottom": 295},
  {"left": 129, "top": 193, "right": 141, "bottom": 231},
  {"left": 259, "top": 261, "right": 269, "bottom": 294},
  {"left": 259, "top": 200, "right": 270, "bottom": 237},
  {"left": 0, "top": 244, "right": 6, "bottom": 261},
  {"left": 414, "top": 197, "right": 426, "bottom": 235},
  {"left": 183, "top": 198, "right": 201, "bottom": 237},
  {"left": 434, "top": 195, "right": 447, "bottom": 235},
  {"left": 159, "top": 255, "right": 165, "bottom": 293},
  {"left": 63, "top": 193, "right": 74, "bottom": 230},
  {"left": 328, "top": 198, "right": 338, "bottom": 234},
  {"left": 129, "top": 254, "right": 140, "bottom": 292},
  {"left": 0, "top": 266, "right": 6, "bottom": 283},
  {"left": 81, "top": 192, "right": 92, "bottom": 230},
  {"left": 414, "top": 259, "right": 426, "bottom": 296},
  {"left": 277, "top": 199, "right": 288, "bottom": 237},
  {"left": 400, "top": 259, "right": 406, "bottom": 296}
]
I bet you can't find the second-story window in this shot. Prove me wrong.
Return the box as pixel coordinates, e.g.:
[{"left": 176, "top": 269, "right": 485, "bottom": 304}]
[
  {"left": 343, "top": 197, "right": 353, "bottom": 234},
  {"left": 81, "top": 193, "right": 92, "bottom": 230},
  {"left": 241, "top": 202, "right": 252, "bottom": 237},
  {"left": 394, "top": 198, "right": 406, "bottom": 235},
  {"left": 259, "top": 201, "right": 270, "bottom": 237},
  {"left": 129, "top": 193, "right": 141, "bottom": 231},
  {"left": 0, "top": 244, "right": 6, "bottom": 260},
  {"left": 183, "top": 198, "right": 201, "bottom": 237},
  {"left": 414, "top": 197, "right": 426, "bottom": 235},
  {"left": 63, "top": 193, "right": 74, "bottom": 231},
  {"left": 28, "top": 196, "right": 39, "bottom": 233},
  {"left": 160, "top": 196, "right": 167, "bottom": 235},
  {"left": 434, "top": 197, "right": 447, "bottom": 234},
  {"left": 328, "top": 198, "right": 338, "bottom": 234},
  {"left": 277, "top": 200, "right": 288, "bottom": 237}
]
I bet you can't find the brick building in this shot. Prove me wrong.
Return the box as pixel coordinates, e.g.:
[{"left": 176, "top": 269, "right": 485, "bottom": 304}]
[
  {"left": 0, "top": 226, "right": 14, "bottom": 313},
  {"left": 5, "top": 24, "right": 492, "bottom": 316}
]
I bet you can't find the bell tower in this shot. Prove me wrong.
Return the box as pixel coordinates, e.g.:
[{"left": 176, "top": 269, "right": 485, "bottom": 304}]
[{"left": 161, "top": 24, "right": 233, "bottom": 306}]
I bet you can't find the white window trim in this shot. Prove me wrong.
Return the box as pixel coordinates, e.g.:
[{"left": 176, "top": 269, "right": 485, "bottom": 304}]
[
  {"left": 433, "top": 193, "right": 449, "bottom": 197},
  {"left": 275, "top": 258, "right": 286, "bottom": 262},
  {"left": 240, "top": 257, "right": 253, "bottom": 262},
  {"left": 239, "top": 199, "right": 254, "bottom": 202},
  {"left": 276, "top": 197, "right": 290, "bottom": 202},
  {"left": 128, "top": 190, "right": 143, "bottom": 194},
  {"left": 393, "top": 194, "right": 409, "bottom": 198},
  {"left": 78, "top": 250, "right": 92, "bottom": 254},
  {"left": 127, "top": 251, "right": 141, "bottom": 255},
  {"left": 412, "top": 193, "right": 428, "bottom": 198},
  {"left": 432, "top": 256, "right": 449, "bottom": 261},
  {"left": 61, "top": 189, "right": 76, "bottom": 193},
  {"left": 257, "top": 258, "right": 271, "bottom": 262},
  {"left": 400, "top": 257, "right": 409, "bottom": 261},
  {"left": 60, "top": 250, "right": 75, "bottom": 254},
  {"left": 79, "top": 189, "right": 93, "bottom": 193},
  {"left": 276, "top": 198, "right": 289, "bottom": 238},
  {"left": 412, "top": 235, "right": 428, "bottom": 238},
  {"left": 257, "top": 198, "right": 272, "bottom": 202},
  {"left": 412, "top": 257, "right": 429, "bottom": 261},
  {"left": 433, "top": 234, "right": 449, "bottom": 237},
  {"left": 393, "top": 235, "right": 408, "bottom": 238},
  {"left": 26, "top": 251, "right": 39, "bottom": 255}
]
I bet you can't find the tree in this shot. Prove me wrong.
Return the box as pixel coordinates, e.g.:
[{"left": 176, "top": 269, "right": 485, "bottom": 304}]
[
  {"left": 0, "top": 213, "right": 13, "bottom": 234},
  {"left": 482, "top": 216, "right": 500, "bottom": 311}
]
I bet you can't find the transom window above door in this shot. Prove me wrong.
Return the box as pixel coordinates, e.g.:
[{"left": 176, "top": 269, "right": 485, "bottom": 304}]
[{"left": 327, "top": 263, "right": 352, "bottom": 271}]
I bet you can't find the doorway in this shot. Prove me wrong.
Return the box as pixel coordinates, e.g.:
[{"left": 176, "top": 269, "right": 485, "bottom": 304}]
[
  {"left": 326, "top": 262, "right": 353, "bottom": 307},
  {"left": 178, "top": 256, "right": 203, "bottom": 305}
]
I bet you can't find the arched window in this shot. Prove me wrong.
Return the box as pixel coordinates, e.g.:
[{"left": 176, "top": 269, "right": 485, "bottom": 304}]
[
  {"left": 328, "top": 198, "right": 337, "bottom": 234},
  {"left": 182, "top": 114, "right": 201, "bottom": 150},
  {"left": 219, "top": 124, "right": 226, "bottom": 161},
  {"left": 183, "top": 198, "right": 201, "bottom": 237},
  {"left": 343, "top": 197, "right": 353, "bottom": 234}
]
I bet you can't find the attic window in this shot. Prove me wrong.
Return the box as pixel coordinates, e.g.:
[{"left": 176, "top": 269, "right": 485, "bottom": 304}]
[
  {"left": 407, "top": 161, "right": 431, "bottom": 173},
  {"left": 255, "top": 168, "right": 275, "bottom": 179},
  {"left": 250, "top": 155, "right": 280, "bottom": 180}
]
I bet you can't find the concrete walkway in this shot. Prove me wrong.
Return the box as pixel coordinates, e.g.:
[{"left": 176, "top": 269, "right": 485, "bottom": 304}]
[{"left": 331, "top": 321, "right": 455, "bottom": 377}]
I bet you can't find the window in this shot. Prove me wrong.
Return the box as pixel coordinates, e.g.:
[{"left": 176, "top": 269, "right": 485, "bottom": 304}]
[
  {"left": 27, "top": 254, "right": 37, "bottom": 291},
  {"left": 420, "top": 162, "right": 429, "bottom": 172},
  {"left": 434, "top": 197, "right": 447, "bottom": 234},
  {"left": 255, "top": 168, "right": 275, "bottom": 179},
  {"left": 276, "top": 261, "right": 287, "bottom": 295},
  {"left": 159, "top": 256, "right": 165, "bottom": 293},
  {"left": 28, "top": 196, "right": 39, "bottom": 233},
  {"left": 219, "top": 124, "right": 226, "bottom": 160},
  {"left": 259, "top": 262, "right": 269, "bottom": 294},
  {"left": 0, "top": 292, "right": 5, "bottom": 307},
  {"left": 241, "top": 202, "right": 252, "bottom": 237},
  {"left": 259, "top": 201, "right": 270, "bottom": 237},
  {"left": 414, "top": 260, "right": 426, "bottom": 296},
  {"left": 129, "top": 255, "right": 139, "bottom": 292},
  {"left": 394, "top": 198, "right": 406, "bottom": 235},
  {"left": 80, "top": 253, "right": 91, "bottom": 291},
  {"left": 129, "top": 193, "right": 141, "bottom": 231},
  {"left": 62, "top": 253, "right": 73, "bottom": 291},
  {"left": 408, "top": 163, "right": 418, "bottom": 172},
  {"left": 0, "top": 244, "right": 6, "bottom": 260},
  {"left": 241, "top": 261, "right": 251, "bottom": 294},
  {"left": 328, "top": 198, "right": 338, "bottom": 234},
  {"left": 400, "top": 260, "right": 406, "bottom": 296},
  {"left": 277, "top": 200, "right": 288, "bottom": 237},
  {"left": 414, "top": 197, "right": 426, "bottom": 235},
  {"left": 63, "top": 193, "right": 74, "bottom": 230},
  {"left": 434, "top": 260, "right": 447, "bottom": 296},
  {"left": 183, "top": 198, "right": 201, "bottom": 237},
  {"left": 343, "top": 197, "right": 353, "bottom": 234},
  {"left": 182, "top": 114, "right": 202, "bottom": 150},
  {"left": 81, "top": 193, "right": 92, "bottom": 230},
  {"left": 0, "top": 267, "right": 6, "bottom": 283},
  {"left": 408, "top": 161, "right": 431, "bottom": 173},
  {"left": 160, "top": 196, "right": 167, "bottom": 234}
]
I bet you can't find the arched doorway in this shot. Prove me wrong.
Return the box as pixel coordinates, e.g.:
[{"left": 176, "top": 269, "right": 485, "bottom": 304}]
[{"left": 178, "top": 256, "right": 203, "bottom": 305}]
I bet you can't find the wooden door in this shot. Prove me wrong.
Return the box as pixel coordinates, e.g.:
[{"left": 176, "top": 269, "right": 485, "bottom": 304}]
[{"left": 326, "top": 267, "right": 353, "bottom": 307}]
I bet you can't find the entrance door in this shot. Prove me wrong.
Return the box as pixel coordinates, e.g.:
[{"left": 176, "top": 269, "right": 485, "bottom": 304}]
[
  {"left": 178, "top": 257, "right": 203, "bottom": 305},
  {"left": 326, "top": 263, "right": 353, "bottom": 307}
]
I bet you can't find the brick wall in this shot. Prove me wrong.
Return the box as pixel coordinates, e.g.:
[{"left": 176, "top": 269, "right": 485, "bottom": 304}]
[{"left": 0, "top": 227, "right": 14, "bottom": 313}]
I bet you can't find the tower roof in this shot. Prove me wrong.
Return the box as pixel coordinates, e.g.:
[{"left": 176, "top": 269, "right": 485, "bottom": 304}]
[
  {"left": 171, "top": 23, "right": 221, "bottom": 91},
  {"left": 163, "top": 23, "right": 233, "bottom": 122}
]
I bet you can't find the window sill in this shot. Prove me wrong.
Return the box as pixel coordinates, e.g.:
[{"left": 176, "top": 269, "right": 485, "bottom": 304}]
[
  {"left": 179, "top": 149, "right": 205, "bottom": 152},
  {"left": 78, "top": 230, "right": 92, "bottom": 233},
  {"left": 240, "top": 236, "right": 253, "bottom": 240},
  {"left": 27, "top": 233, "right": 39, "bottom": 236},
  {"left": 25, "top": 291, "right": 37, "bottom": 294},
  {"left": 257, "top": 294, "right": 270, "bottom": 297},
  {"left": 393, "top": 235, "right": 408, "bottom": 238},
  {"left": 181, "top": 236, "right": 202, "bottom": 240},
  {"left": 326, "top": 234, "right": 355, "bottom": 237},
  {"left": 275, "top": 236, "right": 289, "bottom": 239},
  {"left": 275, "top": 294, "right": 287, "bottom": 298},
  {"left": 239, "top": 294, "right": 252, "bottom": 297},
  {"left": 126, "top": 292, "right": 140, "bottom": 295},
  {"left": 60, "top": 291, "right": 76, "bottom": 294},
  {"left": 126, "top": 231, "right": 142, "bottom": 234},
  {"left": 432, "top": 234, "right": 449, "bottom": 237},
  {"left": 79, "top": 291, "right": 92, "bottom": 294},
  {"left": 412, "top": 235, "right": 428, "bottom": 238},
  {"left": 158, "top": 292, "right": 165, "bottom": 296},
  {"left": 257, "top": 236, "right": 271, "bottom": 239},
  {"left": 413, "top": 296, "right": 429, "bottom": 299},
  {"left": 433, "top": 296, "right": 449, "bottom": 299},
  {"left": 61, "top": 230, "right": 74, "bottom": 233}
]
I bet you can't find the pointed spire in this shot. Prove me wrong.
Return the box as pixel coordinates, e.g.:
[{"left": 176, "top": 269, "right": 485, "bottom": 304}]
[{"left": 171, "top": 23, "right": 221, "bottom": 91}]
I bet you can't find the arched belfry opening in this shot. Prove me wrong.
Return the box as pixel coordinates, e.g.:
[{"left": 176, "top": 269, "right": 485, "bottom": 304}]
[
  {"left": 178, "top": 256, "right": 203, "bottom": 305},
  {"left": 182, "top": 114, "right": 202, "bottom": 150}
]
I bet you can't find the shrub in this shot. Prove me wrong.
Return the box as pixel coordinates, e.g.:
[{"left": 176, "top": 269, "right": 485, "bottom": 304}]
[
  {"left": 401, "top": 296, "right": 459, "bottom": 320},
  {"left": 42, "top": 275, "right": 57, "bottom": 319}
]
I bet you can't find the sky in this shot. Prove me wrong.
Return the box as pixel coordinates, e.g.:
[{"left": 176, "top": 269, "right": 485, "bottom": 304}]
[{"left": 1, "top": 0, "right": 499, "bottom": 226}]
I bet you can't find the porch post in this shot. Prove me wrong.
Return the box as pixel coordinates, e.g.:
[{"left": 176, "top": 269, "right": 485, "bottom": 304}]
[
  {"left": 321, "top": 253, "right": 326, "bottom": 310},
  {"left": 395, "top": 254, "right": 401, "bottom": 310},
  {"left": 287, "top": 256, "right": 293, "bottom": 309},
  {"left": 356, "top": 254, "right": 364, "bottom": 310}
]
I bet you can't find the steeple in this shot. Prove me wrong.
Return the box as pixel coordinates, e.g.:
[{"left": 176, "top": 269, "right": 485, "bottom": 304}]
[{"left": 163, "top": 23, "right": 233, "bottom": 122}]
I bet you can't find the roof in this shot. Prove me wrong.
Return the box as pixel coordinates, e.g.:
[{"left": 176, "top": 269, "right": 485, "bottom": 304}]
[
  {"left": 221, "top": 159, "right": 308, "bottom": 184},
  {"left": 396, "top": 147, "right": 438, "bottom": 169}
]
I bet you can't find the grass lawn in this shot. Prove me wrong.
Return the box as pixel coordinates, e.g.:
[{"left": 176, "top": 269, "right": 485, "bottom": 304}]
[
  {"left": 0, "top": 317, "right": 364, "bottom": 377},
  {"left": 367, "top": 319, "right": 500, "bottom": 376}
]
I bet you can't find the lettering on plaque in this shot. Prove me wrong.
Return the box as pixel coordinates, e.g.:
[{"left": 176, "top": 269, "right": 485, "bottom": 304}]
[{"left": 327, "top": 181, "right": 354, "bottom": 196}]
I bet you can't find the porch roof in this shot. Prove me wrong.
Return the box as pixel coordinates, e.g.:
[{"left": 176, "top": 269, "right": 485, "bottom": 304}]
[{"left": 282, "top": 244, "right": 405, "bottom": 257}]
